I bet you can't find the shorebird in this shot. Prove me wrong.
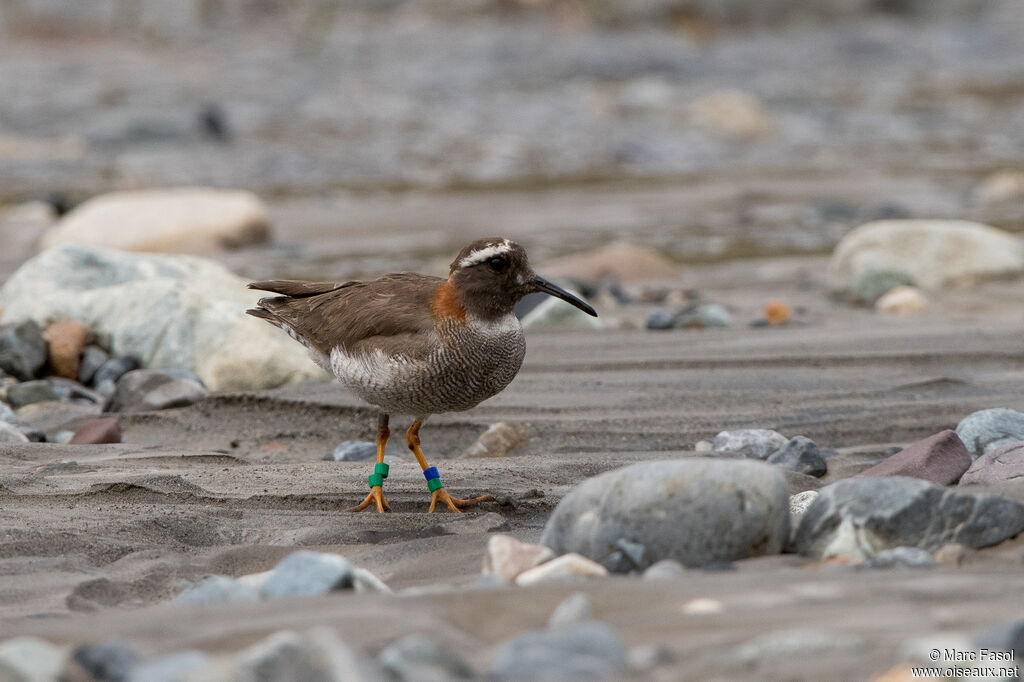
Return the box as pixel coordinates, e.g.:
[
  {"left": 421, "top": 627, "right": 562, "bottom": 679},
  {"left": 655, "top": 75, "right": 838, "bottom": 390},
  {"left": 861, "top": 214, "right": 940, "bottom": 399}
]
[{"left": 246, "top": 238, "right": 597, "bottom": 513}]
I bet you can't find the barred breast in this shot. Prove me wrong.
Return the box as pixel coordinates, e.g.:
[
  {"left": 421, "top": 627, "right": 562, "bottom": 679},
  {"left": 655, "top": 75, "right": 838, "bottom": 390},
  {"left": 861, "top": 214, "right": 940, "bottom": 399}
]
[{"left": 329, "top": 313, "right": 526, "bottom": 417}]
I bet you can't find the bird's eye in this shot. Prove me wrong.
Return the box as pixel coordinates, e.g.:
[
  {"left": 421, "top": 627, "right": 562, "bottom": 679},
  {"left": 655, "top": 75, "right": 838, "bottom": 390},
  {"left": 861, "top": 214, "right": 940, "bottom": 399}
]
[{"left": 488, "top": 256, "right": 508, "bottom": 272}]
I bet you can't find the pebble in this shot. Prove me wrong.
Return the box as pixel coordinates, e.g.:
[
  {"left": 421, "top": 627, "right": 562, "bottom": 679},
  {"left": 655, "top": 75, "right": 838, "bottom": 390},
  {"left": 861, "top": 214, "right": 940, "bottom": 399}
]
[
  {"left": 0, "top": 320, "right": 47, "bottom": 380},
  {"left": 960, "top": 441, "right": 1024, "bottom": 485},
  {"left": 173, "top": 575, "right": 260, "bottom": 605},
  {"left": 107, "top": 370, "right": 207, "bottom": 413},
  {"left": 856, "top": 430, "right": 971, "bottom": 485},
  {"left": 541, "top": 460, "right": 789, "bottom": 570},
  {"left": 325, "top": 440, "right": 377, "bottom": 462},
  {"left": 259, "top": 551, "right": 355, "bottom": 598},
  {"left": 5, "top": 380, "right": 60, "bottom": 408},
  {"left": 875, "top": 285, "right": 928, "bottom": 314},
  {"left": 0, "top": 422, "right": 30, "bottom": 444},
  {"left": 849, "top": 268, "right": 916, "bottom": 303},
  {"left": 681, "top": 598, "right": 723, "bottom": 615},
  {"left": 0, "top": 637, "right": 66, "bottom": 682},
  {"left": 489, "top": 622, "right": 628, "bottom": 681},
  {"left": 548, "top": 592, "right": 593, "bottom": 629},
  {"left": 232, "top": 630, "right": 340, "bottom": 682},
  {"left": 70, "top": 639, "right": 139, "bottom": 682},
  {"left": 675, "top": 302, "right": 732, "bottom": 329},
  {"left": 126, "top": 651, "right": 208, "bottom": 682},
  {"left": 515, "top": 553, "right": 607, "bottom": 586},
  {"left": 766, "top": 436, "right": 827, "bottom": 477},
  {"left": 378, "top": 634, "right": 476, "bottom": 681},
  {"left": 789, "top": 490, "right": 819, "bottom": 526},
  {"left": 645, "top": 309, "right": 676, "bottom": 330},
  {"left": 482, "top": 534, "right": 555, "bottom": 583},
  {"left": 763, "top": 299, "right": 793, "bottom": 325},
  {"left": 78, "top": 345, "right": 110, "bottom": 386},
  {"left": 933, "top": 543, "right": 970, "bottom": 566},
  {"left": 43, "top": 319, "right": 89, "bottom": 380},
  {"left": 865, "top": 546, "right": 935, "bottom": 569},
  {"left": 711, "top": 428, "right": 788, "bottom": 459},
  {"left": 69, "top": 417, "right": 122, "bottom": 445},
  {"left": 794, "top": 477, "right": 1024, "bottom": 561},
  {"left": 352, "top": 567, "right": 391, "bottom": 594},
  {"left": 694, "top": 439, "right": 713, "bottom": 453},
  {"left": 92, "top": 356, "right": 141, "bottom": 395},
  {"left": 462, "top": 421, "right": 530, "bottom": 458},
  {"left": 520, "top": 291, "right": 601, "bottom": 330},
  {"left": 956, "top": 408, "right": 1024, "bottom": 459},
  {"left": 642, "top": 559, "right": 687, "bottom": 581}
]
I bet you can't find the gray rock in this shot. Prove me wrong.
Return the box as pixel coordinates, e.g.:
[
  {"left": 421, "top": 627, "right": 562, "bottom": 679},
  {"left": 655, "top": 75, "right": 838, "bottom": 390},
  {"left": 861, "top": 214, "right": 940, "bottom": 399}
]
[
  {"left": 548, "top": 592, "right": 593, "bottom": 630},
  {"left": 642, "top": 559, "right": 687, "bottom": 581},
  {"left": 0, "top": 422, "right": 29, "bottom": 444},
  {"left": 326, "top": 440, "right": 378, "bottom": 462},
  {"left": 93, "top": 356, "right": 141, "bottom": 391},
  {"left": 107, "top": 370, "right": 207, "bottom": 413},
  {"left": 0, "top": 636, "right": 65, "bottom": 682},
  {"left": 0, "top": 321, "right": 47, "bottom": 380},
  {"left": 645, "top": 309, "right": 675, "bottom": 330},
  {"left": 78, "top": 345, "right": 110, "bottom": 386},
  {"left": 541, "top": 459, "right": 789, "bottom": 569},
  {"left": 49, "top": 377, "right": 105, "bottom": 405},
  {"left": 72, "top": 639, "right": 139, "bottom": 682},
  {"left": 865, "top": 546, "right": 935, "bottom": 569},
  {"left": 767, "top": 436, "right": 827, "bottom": 477},
  {"left": 956, "top": 408, "right": 1024, "bottom": 459},
  {"left": 6, "top": 380, "right": 60, "bottom": 408},
  {"left": 378, "top": 634, "right": 475, "bottom": 681},
  {"left": 490, "top": 622, "right": 628, "bottom": 681},
  {"left": 521, "top": 289, "right": 601, "bottom": 330},
  {"left": 675, "top": 302, "right": 732, "bottom": 328},
  {"left": 172, "top": 575, "right": 260, "bottom": 605},
  {"left": 711, "top": 429, "right": 788, "bottom": 459},
  {"left": 260, "top": 551, "right": 355, "bottom": 599},
  {"left": 849, "top": 268, "right": 915, "bottom": 303},
  {"left": 352, "top": 567, "right": 391, "bottom": 594},
  {"left": 233, "top": 630, "right": 336, "bottom": 682},
  {"left": 794, "top": 477, "right": 1024, "bottom": 560},
  {"left": 960, "top": 441, "right": 1024, "bottom": 486},
  {"left": 127, "top": 651, "right": 208, "bottom": 682},
  {"left": 789, "top": 490, "right": 820, "bottom": 529}
]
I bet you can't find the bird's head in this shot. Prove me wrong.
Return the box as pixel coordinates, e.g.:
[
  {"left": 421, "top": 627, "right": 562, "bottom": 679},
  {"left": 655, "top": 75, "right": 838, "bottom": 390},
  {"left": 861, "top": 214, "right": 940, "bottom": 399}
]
[{"left": 449, "top": 237, "right": 597, "bottom": 321}]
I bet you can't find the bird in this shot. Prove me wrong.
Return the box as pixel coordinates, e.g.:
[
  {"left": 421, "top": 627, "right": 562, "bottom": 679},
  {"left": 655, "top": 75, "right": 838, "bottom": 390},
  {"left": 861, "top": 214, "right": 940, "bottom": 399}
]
[{"left": 246, "top": 238, "right": 597, "bottom": 513}]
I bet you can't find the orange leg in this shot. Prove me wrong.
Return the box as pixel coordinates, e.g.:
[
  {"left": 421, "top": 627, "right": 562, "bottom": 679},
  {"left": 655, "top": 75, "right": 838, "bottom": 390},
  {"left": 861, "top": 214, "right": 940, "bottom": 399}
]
[
  {"left": 406, "top": 420, "right": 493, "bottom": 513},
  {"left": 347, "top": 414, "right": 391, "bottom": 513}
]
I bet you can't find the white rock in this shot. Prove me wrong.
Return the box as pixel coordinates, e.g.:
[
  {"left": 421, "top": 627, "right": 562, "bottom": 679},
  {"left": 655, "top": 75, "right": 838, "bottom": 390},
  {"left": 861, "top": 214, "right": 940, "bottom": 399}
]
[
  {"left": 972, "top": 170, "right": 1024, "bottom": 205},
  {"left": 548, "top": 592, "right": 593, "bottom": 629},
  {"left": 681, "top": 598, "right": 723, "bottom": 615},
  {"left": 40, "top": 188, "right": 270, "bottom": 253},
  {"left": 353, "top": 567, "right": 391, "bottom": 594},
  {"left": 463, "top": 422, "right": 531, "bottom": 458},
  {"left": 789, "top": 490, "right": 820, "bottom": 526},
  {"left": 521, "top": 293, "right": 602, "bottom": 330},
  {"left": 236, "top": 570, "right": 274, "bottom": 590},
  {"left": 875, "top": 286, "right": 929, "bottom": 314},
  {"left": 482, "top": 534, "right": 555, "bottom": 583},
  {"left": 0, "top": 422, "right": 29, "bottom": 444},
  {"left": 687, "top": 89, "right": 776, "bottom": 139},
  {"left": 514, "top": 553, "right": 607, "bottom": 586},
  {"left": 827, "top": 220, "right": 1024, "bottom": 291},
  {"left": 0, "top": 245, "right": 327, "bottom": 391},
  {"left": 0, "top": 637, "right": 65, "bottom": 682}
]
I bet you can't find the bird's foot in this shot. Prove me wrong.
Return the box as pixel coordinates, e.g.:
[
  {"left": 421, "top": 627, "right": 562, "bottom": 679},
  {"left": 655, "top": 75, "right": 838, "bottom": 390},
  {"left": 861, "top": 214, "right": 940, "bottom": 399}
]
[
  {"left": 428, "top": 488, "right": 494, "bottom": 513},
  {"left": 348, "top": 486, "right": 391, "bottom": 513}
]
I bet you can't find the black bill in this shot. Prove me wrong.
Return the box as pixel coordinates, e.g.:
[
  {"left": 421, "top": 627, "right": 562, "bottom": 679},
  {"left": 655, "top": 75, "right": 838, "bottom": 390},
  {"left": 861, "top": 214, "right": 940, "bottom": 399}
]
[{"left": 533, "top": 275, "right": 598, "bottom": 317}]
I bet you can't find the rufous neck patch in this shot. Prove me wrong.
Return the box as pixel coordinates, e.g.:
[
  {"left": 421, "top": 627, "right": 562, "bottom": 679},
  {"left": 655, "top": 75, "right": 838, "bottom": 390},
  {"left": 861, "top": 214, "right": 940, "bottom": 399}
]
[{"left": 430, "top": 280, "right": 468, "bottom": 324}]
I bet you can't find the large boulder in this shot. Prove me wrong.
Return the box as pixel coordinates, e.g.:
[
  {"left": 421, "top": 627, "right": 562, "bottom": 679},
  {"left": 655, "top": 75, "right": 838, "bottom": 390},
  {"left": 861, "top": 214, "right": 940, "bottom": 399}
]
[
  {"left": 855, "top": 430, "right": 971, "bottom": 485},
  {"left": 0, "top": 245, "right": 327, "bottom": 391},
  {"left": 827, "top": 220, "right": 1024, "bottom": 291},
  {"left": 39, "top": 188, "right": 270, "bottom": 253},
  {"left": 794, "top": 477, "right": 1024, "bottom": 560},
  {"left": 540, "top": 459, "right": 790, "bottom": 570}
]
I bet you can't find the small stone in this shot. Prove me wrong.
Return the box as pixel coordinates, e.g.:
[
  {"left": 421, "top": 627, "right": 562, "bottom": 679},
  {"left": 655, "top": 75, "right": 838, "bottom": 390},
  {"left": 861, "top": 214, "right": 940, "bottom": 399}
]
[
  {"left": 764, "top": 300, "right": 793, "bottom": 325},
  {"left": 789, "top": 490, "right": 820, "bottom": 526},
  {"left": 711, "top": 429, "right": 788, "bottom": 459},
  {"left": 0, "top": 320, "right": 47, "bottom": 380},
  {"left": 326, "top": 441, "right": 377, "bottom": 462},
  {"left": 681, "top": 598, "right": 723, "bottom": 615},
  {"left": 233, "top": 630, "right": 339, "bottom": 682},
  {"left": 482, "top": 535, "right": 555, "bottom": 583},
  {"left": 956, "top": 408, "right": 1024, "bottom": 459},
  {"left": 849, "top": 269, "right": 916, "bottom": 303},
  {"left": 767, "top": 436, "right": 827, "bottom": 477},
  {"left": 676, "top": 303, "right": 732, "bottom": 329},
  {"left": 0, "top": 422, "right": 30, "bottom": 444},
  {"left": 521, "top": 290, "right": 601, "bottom": 330},
  {"left": 259, "top": 551, "right": 355, "bottom": 599},
  {"left": 236, "top": 570, "right": 273, "bottom": 590},
  {"left": 78, "top": 345, "right": 110, "bottom": 386},
  {"left": 514, "top": 553, "right": 607, "bottom": 586},
  {"left": 173, "top": 575, "right": 260, "bottom": 605},
  {"left": 489, "top": 622, "right": 628, "bottom": 681},
  {"left": 378, "top": 634, "right": 475, "bottom": 681},
  {"left": 93, "top": 357, "right": 141, "bottom": 394},
  {"left": 875, "top": 286, "right": 929, "bottom": 314},
  {"left": 463, "top": 422, "right": 530, "bottom": 458},
  {"left": 71, "top": 639, "right": 138, "bottom": 682},
  {"left": 0, "top": 637, "right": 65, "bottom": 682},
  {"left": 694, "top": 440, "right": 712, "bottom": 453},
  {"left": 548, "top": 592, "right": 593, "bottom": 629},
  {"left": 933, "top": 543, "right": 970, "bottom": 566},
  {"left": 961, "top": 441, "right": 1024, "bottom": 485},
  {"left": 645, "top": 309, "right": 676, "bottom": 330},
  {"left": 856, "top": 430, "right": 971, "bottom": 485},
  {"left": 5, "top": 380, "right": 60, "bottom": 408},
  {"left": 69, "top": 417, "right": 122, "bottom": 445},
  {"left": 126, "top": 651, "right": 207, "bottom": 682},
  {"left": 865, "top": 546, "right": 935, "bottom": 569},
  {"left": 43, "top": 319, "right": 89, "bottom": 380},
  {"left": 627, "top": 644, "right": 676, "bottom": 672},
  {"left": 352, "top": 567, "right": 391, "bottom": 594},
  {"left": 642, "top": 559, "right": 686, "bottom": 581},
  {"left": 107, "top": 370, "right": 206, "bottom": 413}
]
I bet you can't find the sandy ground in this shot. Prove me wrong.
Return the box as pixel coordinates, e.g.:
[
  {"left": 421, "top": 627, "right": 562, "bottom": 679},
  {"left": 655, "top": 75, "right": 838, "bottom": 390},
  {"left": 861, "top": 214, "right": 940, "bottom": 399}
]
[{"left": 2, "top": 264, "right": 1024, "bottom": 679}]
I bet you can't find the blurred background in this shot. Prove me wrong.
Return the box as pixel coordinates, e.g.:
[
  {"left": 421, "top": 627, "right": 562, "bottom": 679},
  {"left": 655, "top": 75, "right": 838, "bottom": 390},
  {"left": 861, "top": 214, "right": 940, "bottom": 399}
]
[{"left": 1, "top": 0, "right": 1022, "bottom": 283}]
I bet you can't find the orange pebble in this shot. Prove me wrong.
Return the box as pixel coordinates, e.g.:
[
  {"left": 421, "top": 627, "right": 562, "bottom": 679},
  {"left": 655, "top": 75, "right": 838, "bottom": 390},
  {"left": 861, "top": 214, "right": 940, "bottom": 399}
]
[{"left": 764, "top": 300, "right": 793, "bottom": 326}]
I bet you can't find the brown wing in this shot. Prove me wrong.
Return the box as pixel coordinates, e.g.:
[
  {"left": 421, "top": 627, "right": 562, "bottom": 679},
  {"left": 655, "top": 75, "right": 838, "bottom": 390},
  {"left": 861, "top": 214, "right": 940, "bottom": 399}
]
[{"left": 247, "top": 273, "right": 443, "bottom": 357}]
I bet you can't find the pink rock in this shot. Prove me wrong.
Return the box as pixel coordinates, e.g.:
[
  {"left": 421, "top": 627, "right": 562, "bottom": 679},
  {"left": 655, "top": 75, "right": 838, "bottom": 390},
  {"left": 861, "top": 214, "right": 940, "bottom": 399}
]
[
  {"left": 856, "top": 430, "right": 970, "bottom": 485},
  {"left": 482, "top": 534, "right": 554, "bottom": 583},
  {"left": 68, "top": 417, "right": 121, "bottom": 444},
  {"left": 960, "top": 441, "right": 1024, "bottom": 486}
]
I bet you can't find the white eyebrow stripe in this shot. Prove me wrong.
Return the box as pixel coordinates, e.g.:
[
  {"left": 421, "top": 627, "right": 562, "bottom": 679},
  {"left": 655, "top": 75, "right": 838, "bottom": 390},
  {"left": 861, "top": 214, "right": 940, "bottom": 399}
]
[{"left": 459, "top": 242, "right": 512, "bottom": 268}]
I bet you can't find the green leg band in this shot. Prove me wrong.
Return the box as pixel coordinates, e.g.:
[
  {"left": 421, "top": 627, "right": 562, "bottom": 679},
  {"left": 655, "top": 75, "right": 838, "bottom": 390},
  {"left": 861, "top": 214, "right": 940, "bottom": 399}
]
[
  {"left": 374, "top": 462, "right": 389, "bottom": 478},
  {"left": 427, "top": 477, "right": 445, "bottom": 492},
  {"left": 368, "top": 473, "right": 384, "bottom": 488}
]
